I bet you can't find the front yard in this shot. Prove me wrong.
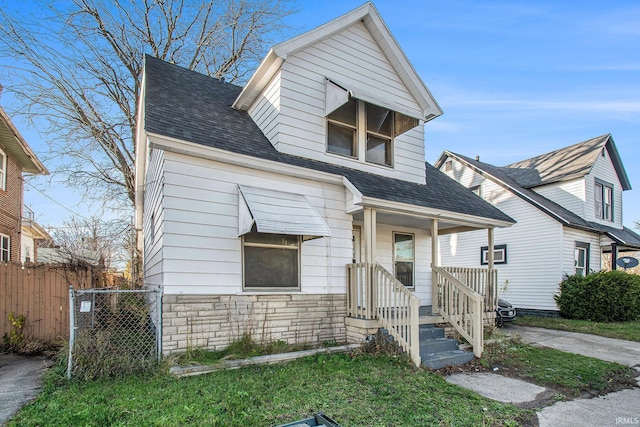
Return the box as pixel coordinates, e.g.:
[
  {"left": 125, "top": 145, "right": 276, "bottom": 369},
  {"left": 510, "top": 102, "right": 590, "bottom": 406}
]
[{"left": 9, "top": 339, "right": 638, "bottom": 427}]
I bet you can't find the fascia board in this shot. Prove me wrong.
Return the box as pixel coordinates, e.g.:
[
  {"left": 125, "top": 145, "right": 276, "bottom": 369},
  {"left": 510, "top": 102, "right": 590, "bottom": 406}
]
[
  {"left": 0, "top": 107, "right": 48, "bottom": 175},
  {"left": 146, "top": 132, "right": 345, "bottom": 186},
  {"left": 359, "top": 196, "right": 514, "bottom": 229}
]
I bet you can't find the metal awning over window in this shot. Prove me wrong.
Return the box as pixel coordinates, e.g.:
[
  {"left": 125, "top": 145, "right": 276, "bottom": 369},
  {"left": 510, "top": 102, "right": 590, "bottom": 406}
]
[
  {"left": 238, "top": 185, "right": 331, "bottom": 239},
  {"left": 325, "top": 78, "right": 422, "bottom": 123}
]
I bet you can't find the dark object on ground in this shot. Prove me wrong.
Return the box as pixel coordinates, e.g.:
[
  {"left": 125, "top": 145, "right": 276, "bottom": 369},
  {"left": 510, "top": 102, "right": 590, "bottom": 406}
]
[
  {"left": 276, "top": 412, "right": 341, "bottom": 427},
  {"left": 496, "top": 299, "right": 516, "bottom": 326}
]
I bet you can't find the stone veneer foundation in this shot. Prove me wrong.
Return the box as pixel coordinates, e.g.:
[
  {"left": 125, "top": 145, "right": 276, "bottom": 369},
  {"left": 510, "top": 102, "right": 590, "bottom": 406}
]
[{"left": 162, "top": 294, "right": 348, "bottom": 354}]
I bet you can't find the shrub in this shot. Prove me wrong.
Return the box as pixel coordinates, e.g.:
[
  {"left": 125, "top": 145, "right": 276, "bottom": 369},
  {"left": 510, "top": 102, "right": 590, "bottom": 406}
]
[{"left": 555, "top": 271, "right": 640, "bottom": 322}]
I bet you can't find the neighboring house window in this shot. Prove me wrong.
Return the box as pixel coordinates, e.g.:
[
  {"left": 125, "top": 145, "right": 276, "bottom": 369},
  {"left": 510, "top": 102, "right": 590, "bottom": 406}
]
[
  {"left": 0, "top": 234, "right": 9, "bottom": 262},
  {"left": 480, "top": 244, "right": 507, "bottom": 265},
  {"left": 0, "top": 148, "right": 6, "bottom": 191},
  {"left": 574, "top": 241, "right": 590, "bottom": 276},
  {"left": 243, "top": 230, "right": 300, "bottom": 289},
  {"left": 470, "top": 185, "right": 482, "bottom": 197},
  {"left": 394, "top": 233, "right": 414, "bottom": 287},
  {"left": 444, "top": 160, "right": 453, "bottom": 172},
  {"left": 327, "top": 98, "right": 418, "bottom": 167},
  {"left": 594, "top": 180, "right": 613, "bottom": 221}
]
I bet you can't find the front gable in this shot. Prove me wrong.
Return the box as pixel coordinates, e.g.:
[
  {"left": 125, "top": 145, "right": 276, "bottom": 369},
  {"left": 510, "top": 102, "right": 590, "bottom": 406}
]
[{"left": 236, "top": 3, "right": 442, "bottom": 184}]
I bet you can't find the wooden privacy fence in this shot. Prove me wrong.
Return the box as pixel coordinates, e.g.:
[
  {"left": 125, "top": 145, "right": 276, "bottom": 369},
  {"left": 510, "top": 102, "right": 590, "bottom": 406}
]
[{"left": 0, "top": 262, "right": 110, "bottom": 345}]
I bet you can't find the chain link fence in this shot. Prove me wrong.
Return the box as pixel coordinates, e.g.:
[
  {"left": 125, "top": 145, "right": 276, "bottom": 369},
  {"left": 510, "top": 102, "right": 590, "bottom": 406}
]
[{"left": 67, "top": 288, "right": 162, "bottom": 380}]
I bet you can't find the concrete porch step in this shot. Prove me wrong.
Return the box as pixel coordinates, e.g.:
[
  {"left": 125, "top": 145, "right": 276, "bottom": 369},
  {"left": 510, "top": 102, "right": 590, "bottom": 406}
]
[
  {"left": 421, "top": 349, "right": 475, "bottom": 370},
  {"left": 418, "top": 324, "right": 474, "bottom": 370}
]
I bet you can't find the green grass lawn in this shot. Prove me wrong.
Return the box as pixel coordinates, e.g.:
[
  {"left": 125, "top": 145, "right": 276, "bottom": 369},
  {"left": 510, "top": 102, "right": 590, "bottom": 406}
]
[
  {"left": 10, "top": 340, "right": 637, "bottom": 427},
  {"left": 11, "top": 353, "right": 530, "bottom": 427},
  {"left": 481, "top": 340, "right": 637, "bottom": 397},
  {"left": 513, "top": 316, "right": 640, "bottom": 342}
]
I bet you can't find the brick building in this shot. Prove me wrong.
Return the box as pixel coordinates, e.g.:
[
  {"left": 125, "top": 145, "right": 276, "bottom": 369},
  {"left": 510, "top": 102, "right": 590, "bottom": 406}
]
[{"left": 0, "top": 106, "right": 47, "bottom": 262}]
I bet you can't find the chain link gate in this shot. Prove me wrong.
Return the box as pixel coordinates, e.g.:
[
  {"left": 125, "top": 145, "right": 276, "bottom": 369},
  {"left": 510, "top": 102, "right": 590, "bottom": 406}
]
[{"left": 67, "top": 288, "right": 162, "bottom": 380}]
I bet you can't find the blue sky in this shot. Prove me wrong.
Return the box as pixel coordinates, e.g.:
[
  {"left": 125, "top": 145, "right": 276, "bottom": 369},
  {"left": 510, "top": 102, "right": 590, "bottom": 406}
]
[{"left": 10, "top": 0, "right": 640, "bottom": 229}]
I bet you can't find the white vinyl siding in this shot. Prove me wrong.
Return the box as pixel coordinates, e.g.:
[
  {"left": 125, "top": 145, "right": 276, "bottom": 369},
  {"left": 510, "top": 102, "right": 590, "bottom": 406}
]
[
  {"left": 562, "top": 227, "right": 601, "bottom": 276},
  {"left": 533, "top": 179, "right": 585, "bottom": 219},
  {"left": 248, "top": 21, "right": 426, "bottom": 184},
  {"left": 247, "top": 71, "right": 281, "bottom": 148},
  {"left": 439, "top": 163, "right": 564, "bottom": 311},
  {"left": 159, "top": 152, "right": 352, "bottom": 295},
  {"left": 587, "top": 153, "right": 623, "bottom": 227},
  {"left": 143, "top": 148, "right": 165, "bottom": 289}
]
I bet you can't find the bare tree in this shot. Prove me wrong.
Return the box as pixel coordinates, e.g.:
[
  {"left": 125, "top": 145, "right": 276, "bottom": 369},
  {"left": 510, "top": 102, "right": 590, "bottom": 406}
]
[
  {"left": 43, "top": 215, "right": 131, "bottom": 270},
  {"left": 0, "top": 0, "right": 293, "bottom": 209}
]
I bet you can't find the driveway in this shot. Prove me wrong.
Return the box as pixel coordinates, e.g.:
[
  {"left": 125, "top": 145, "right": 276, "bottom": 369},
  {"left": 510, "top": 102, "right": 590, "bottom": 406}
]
[
  {"left": 0, "top": 354, "right": 50, "bottom": 425},
  {"left": 504, "top": 324, "right": 640, "bottom": 367}
]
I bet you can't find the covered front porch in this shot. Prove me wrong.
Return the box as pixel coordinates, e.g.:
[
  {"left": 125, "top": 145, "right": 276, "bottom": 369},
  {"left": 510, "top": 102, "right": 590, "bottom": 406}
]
[{"left": 346, "top": 206, "right": 507, "bottom": 367}]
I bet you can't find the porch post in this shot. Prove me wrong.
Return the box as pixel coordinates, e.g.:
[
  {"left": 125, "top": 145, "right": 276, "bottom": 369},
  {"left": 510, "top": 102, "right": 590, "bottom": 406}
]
[
  {"left": 363, "top": 207, "right": 377, "bottom": 318},
  {"left": 487, "top": 227, "right": 495, "bottom": 311},
  {"left": 431, "top": 218, "right": 439, "bottom": 313},
  {"left": 611, "top": 243, "right": 618, "bottom": 270},
  {"left": 487, "top": 228, "right": 495, "bottom": 270},
  {"left": 363, "top": 207, "right": 377, "bottom": 264}
]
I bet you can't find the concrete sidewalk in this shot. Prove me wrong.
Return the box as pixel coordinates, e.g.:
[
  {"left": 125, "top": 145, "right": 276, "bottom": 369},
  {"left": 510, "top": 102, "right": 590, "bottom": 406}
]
[
  {"left": 503, "top": 325, "right": 640, "bottom": 427},
  {"left": 503, "top": 324, "right": 640, "bottom": 367}
]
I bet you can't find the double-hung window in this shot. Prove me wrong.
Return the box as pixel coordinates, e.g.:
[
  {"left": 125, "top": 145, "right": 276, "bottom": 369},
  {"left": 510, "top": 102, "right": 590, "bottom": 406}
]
[
  {"left": 243, "top": 230, "right": 300, "bottom": 290},
  {"left": 574, "top": 242, "right": 589, "bottom": 276},
  {"left": 594, "top": 180, "right": 613, "bottom": 221},
  {"left": 0, "top": 148, "right": 6, "bottom": 191},
  {"left": 0, "top": 234, "right": 9, "bottom": 262},
  {"left": 327, "top": 98, "right": 418, "bottom": 167}
]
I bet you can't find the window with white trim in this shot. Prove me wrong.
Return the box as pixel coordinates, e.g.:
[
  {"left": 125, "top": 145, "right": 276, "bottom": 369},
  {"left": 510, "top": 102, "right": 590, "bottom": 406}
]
[
  {"left": 480, "top": 244, "right": 507, "bottom": 265},
  {"left": 594, "top": 180, "right": 613, "bottom": 221},
  {"left": 243, "top": 230, "right": 300, "bottom": 290},
  {"left": 0, "top": 148, "right": 6, "bottom": 191},
  {"left": 394, "top": 233, "right": 414, "bottom": 287},
  {"left": 327, "top": 98, "right": 418, "bottom": 167},
  {"left": 574, "top": 241, "right": 589, "bottom": 276},
  {"left": 0, "top": 234, "right": 9, "bottom": 262}
]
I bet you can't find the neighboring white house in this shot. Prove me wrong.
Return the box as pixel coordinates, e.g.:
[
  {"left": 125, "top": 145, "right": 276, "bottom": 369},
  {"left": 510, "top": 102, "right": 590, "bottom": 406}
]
[
  {"left": 20, "top": 205, "right": 50, "bottom": 263},
  {"left": 435, "top": 134, "right": 640, "bottom": 315},
  {"left": 135, "top": 2, "right": 514, "bottom": 358}
]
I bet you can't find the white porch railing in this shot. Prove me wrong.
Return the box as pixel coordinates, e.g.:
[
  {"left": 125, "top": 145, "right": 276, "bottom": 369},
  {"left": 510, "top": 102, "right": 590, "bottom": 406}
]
[
  {"left": 347, "top": 263, "right": 421, "bottom": 366},
  {"left": 440, "top": 266, "right": 498, "bottom": 312},
  {"left": 432, "top": 265, "right": 484, "bottom": 357}
]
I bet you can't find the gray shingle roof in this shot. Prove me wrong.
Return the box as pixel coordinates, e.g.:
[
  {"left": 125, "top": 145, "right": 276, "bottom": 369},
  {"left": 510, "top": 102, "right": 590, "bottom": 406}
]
[
  {"left": 440, "top": 151, "right": 640, "bottom": 250},
  {"left": 505, "top": 134, "right": 631, "bottom": 190},
  {"left": 143, "top": 55, "right": 513, "bottom": 225}
]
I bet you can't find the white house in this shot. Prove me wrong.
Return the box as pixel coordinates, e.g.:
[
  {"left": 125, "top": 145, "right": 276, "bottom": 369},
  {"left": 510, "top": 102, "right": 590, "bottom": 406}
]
[
  {"left": 435, "top": 135, "right": 640, "bottom": 315},
  {"left": 134, "top": 2, "right": 514, "bottom": 364}
]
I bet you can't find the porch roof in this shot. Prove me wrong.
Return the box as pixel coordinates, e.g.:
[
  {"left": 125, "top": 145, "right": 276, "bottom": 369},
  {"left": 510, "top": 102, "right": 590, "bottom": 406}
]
[{"left": 143, "top": 56, "right": 514, "bottom": 228}]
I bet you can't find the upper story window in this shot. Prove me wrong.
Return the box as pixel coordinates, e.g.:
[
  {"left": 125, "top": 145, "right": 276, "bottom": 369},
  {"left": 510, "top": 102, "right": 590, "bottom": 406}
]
[
  {"left": 594, "top": 180, "right": 613, "bottom": 221},
  {"left": 327, "top": 98, "right": 418, "bottom": 168},
  {"left": 0, "top": 148, "right": 6, "bottom": 191}
]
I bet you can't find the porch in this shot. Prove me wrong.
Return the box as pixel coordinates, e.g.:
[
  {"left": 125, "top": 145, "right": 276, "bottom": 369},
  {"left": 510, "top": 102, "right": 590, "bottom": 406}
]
[{"left": 347, "top": 207, "right": 503, "bottom": 367}]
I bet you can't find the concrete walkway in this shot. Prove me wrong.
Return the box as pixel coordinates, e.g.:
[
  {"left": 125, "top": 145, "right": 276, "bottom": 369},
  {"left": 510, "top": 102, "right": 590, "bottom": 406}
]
[
  {"left": 504, "top": 324, "right": 640, "bottom": 367},
  {"left": 0, "top": 354, "right": 50, "bottom": 425},
  {"left": 504, "top": 325, "right": 640, "bottom": 427}
]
